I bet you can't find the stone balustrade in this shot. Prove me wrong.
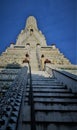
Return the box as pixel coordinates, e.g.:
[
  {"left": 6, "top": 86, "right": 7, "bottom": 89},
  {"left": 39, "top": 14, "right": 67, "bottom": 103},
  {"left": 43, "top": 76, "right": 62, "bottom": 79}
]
[
  {"left": 0, "top": 66, "right": 28, "bottom": 130},
  {"left": 45, "top": 64, "right": 77, "bottom": 93}
]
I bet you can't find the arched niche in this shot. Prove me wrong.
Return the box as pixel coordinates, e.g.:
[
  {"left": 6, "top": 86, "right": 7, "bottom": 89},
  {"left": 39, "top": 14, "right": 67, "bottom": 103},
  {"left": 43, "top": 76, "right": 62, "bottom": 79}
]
[
  {"left": 25, "top": 53, "right": 29, "bottom": 57},
  {"left": 36, "top": 43, "right": 40, "bottom": 46},
  {"left": 26, "top": 43, "right": 30, "bottom": 46},
  {"left": 26, "top": 43, "right": 30, "bottom": 50},
  {"left": 30, "top": 28, "right": 34, "bottom": 32},
  {"left": 41, "top": 54, "right": 44, "bottom": 58}
]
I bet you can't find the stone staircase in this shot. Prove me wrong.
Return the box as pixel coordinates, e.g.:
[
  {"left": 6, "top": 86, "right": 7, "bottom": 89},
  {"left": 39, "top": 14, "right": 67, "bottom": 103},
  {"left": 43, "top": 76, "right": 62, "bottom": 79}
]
[
  {"left": 17, "top": 70, "right": 77, "bottom": 130},
  {"left": 30, "top": 50, "right": 39, "bottom": 71}
]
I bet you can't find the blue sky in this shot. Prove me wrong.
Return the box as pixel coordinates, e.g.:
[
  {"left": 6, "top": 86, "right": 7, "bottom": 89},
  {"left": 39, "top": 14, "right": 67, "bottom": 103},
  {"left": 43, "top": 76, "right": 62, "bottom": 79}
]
[{"left": 0, "top": 0, "right": 76, "bottom": 64}]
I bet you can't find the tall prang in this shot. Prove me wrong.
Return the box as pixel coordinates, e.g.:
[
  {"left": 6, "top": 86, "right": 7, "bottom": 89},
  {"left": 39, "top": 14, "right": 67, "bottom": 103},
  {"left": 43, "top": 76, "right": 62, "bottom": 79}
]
[
  {"left": 16, "top": 16, "right": 47, "bottom": 47},
  {"left": 0, "top": 16, "right": 76, "bottom": 71}
]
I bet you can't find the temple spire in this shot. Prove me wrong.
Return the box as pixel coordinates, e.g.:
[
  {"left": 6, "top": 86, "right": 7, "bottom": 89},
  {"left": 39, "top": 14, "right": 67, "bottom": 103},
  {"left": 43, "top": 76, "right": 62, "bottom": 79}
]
[{"left": 25, "top": 16, "right": 38, "bottom": 30}]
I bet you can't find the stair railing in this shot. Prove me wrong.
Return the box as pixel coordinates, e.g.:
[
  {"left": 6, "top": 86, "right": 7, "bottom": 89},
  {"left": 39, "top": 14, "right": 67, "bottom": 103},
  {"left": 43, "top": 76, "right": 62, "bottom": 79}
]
[
  {"left": 28, "top": 63, "right": 36, "bottom": 130},
  {"left": 45, "top": 64, "right": 77, "bottom": 93}
]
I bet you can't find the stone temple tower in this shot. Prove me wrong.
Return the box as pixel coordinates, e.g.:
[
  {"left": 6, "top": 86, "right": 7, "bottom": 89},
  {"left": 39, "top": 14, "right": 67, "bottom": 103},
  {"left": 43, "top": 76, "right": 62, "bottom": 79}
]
[
  {"left": 0, "top": 16, "right": 74, "bottom": 71},
  {"left": 0, "top": 16, "right": 77, "bottom": 130},
  {"left": 15, "top": 16, "right": 48, "bottom": 70}
]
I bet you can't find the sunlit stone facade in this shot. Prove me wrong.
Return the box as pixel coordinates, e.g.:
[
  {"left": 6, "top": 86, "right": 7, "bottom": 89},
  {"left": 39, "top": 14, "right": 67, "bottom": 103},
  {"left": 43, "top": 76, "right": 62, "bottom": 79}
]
[{"left": 0, "top": 16, "right": 76, "bottom": 71}]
